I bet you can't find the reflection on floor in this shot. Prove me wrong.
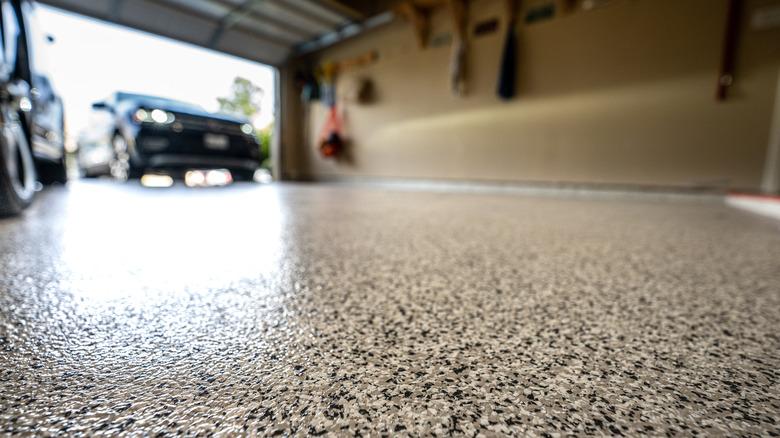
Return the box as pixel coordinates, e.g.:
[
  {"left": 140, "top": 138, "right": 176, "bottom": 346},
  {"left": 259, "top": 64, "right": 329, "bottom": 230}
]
[{"left": 1, "top": 181, "right": 779, "bottom": 435}]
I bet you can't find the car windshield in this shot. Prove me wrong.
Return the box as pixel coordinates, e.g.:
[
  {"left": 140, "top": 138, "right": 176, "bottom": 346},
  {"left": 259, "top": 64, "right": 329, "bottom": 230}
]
[{"left": 116, "top": 92, "right": 204, "bottom": 111}]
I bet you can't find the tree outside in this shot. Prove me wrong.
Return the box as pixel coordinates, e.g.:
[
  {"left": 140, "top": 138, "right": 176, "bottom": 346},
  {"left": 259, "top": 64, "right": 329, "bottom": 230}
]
[{"left": 217, "top": 77, "right": 272, "bottom": 170}]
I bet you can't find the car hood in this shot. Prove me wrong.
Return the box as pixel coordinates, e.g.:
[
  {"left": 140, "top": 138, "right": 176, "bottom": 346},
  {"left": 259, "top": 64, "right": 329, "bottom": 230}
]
[{"left": 134, "top": 100, "right": 249, "bottom": 125}]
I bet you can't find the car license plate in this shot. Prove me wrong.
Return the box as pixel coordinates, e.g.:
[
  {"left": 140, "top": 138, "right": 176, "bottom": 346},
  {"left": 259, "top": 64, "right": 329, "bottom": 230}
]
[{"left": 204, "top": 133, "right": 229, "bottom": 150}]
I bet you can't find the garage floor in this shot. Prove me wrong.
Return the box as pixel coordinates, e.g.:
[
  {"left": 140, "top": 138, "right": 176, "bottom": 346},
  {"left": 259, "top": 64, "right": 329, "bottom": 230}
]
[{"left": 1, "top": 181, "right": 779, "bottom": 436}]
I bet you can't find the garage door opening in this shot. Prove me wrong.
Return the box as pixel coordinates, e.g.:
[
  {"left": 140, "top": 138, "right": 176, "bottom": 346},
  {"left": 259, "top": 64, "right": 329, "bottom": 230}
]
[{"left": 37, "top": 5, "right": 277, "bottom": 186}]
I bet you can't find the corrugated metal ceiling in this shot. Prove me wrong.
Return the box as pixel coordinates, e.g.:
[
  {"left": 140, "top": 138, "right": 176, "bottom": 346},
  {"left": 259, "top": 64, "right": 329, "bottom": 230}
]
[{"left": 36, "top": 0, "right": 371, "bottom": 65}]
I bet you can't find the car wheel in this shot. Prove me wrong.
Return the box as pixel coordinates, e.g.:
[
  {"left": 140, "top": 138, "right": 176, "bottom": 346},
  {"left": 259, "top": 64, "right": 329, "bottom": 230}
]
[
  {"left": 231, "top": 169, "right": 256, "bottom": 182},
  {"left": 109, "top": 134, "right": 137, "bottom": 181},
  {"left": 38, "top": 115, "right": 68, "bottom": 185},
  {"left": 37, "top": 156, "right": 68, "bottom": 185},
  {"left": 0, "top": 99, "right": 36, "bottom": 216},
  {"left": 80, "top": 168, "right": 99, "bottom": 179}
]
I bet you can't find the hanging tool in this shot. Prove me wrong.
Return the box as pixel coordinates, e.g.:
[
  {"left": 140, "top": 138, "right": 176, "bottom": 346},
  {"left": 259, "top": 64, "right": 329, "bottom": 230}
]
[
  {"left": 716, "top": 0, "right": 743, "bottom": 101},
  {"left": 313, "top": 51, "right": 379, "bottom": 159},
  {"left": 319, "top": 105, "right": 344, "bottom": 159},
  {"left": 316, "top": 62, "right": 344, "bottom": 159},
  {"left": 497, "top": 0, "right": 520, "bottom": 100},
  {"left": 449, "top": 0, "right": 469, "bottom": 96}
]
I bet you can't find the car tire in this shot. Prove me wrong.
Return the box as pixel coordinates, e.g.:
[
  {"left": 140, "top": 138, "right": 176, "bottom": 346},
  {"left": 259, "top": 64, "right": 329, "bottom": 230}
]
[
  {"left": 231, "top": 169, "right": 256, "bottom": 182},
  {"left": 38, "top": 113, "right": 67, "bottom": 185},
  {"left": 37, "top": 156, "right": 68, "bottom": 185},
  {"left": 0, "top": 102, "right": 36, "bottom": 217},
  {"left": 109, "top": 133, "right": 140, "bottom": 181},
  {"left": 80, "top": 169, "right": 99, "bottom": 179}
]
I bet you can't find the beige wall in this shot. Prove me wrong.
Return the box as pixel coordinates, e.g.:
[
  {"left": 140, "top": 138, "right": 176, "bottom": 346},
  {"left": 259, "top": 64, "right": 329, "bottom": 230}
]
[{"left": 281, "top": 0, "right": 780, "bottom": 191}]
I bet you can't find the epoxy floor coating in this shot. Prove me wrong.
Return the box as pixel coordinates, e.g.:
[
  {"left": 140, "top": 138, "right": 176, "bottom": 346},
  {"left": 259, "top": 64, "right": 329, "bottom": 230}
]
[{"left": 1, "top": 181, "right": 779, "bottom": 436}]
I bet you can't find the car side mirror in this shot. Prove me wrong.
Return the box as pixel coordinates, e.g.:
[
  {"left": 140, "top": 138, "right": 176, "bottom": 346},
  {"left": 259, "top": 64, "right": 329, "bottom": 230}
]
[{"left": 91, "top": 101, "right": 113, "bottom": 113}]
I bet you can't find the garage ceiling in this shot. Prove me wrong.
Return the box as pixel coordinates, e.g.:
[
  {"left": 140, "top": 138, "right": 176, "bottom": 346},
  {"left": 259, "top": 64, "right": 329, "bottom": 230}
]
[{"left": 37, "top": 0, "right": 385, "bottom": 66}]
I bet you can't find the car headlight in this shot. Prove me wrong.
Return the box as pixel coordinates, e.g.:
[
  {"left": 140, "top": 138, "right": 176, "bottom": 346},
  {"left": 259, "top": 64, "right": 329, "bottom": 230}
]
[
  {"left": 134, "top": 108, "right": 175, "bottom": 125},
  {"left": 133, "top": 109, "right": 149, "bottom": 123},
  {"left": 241, "top": 123, "right": 254, "bottom": 135}
]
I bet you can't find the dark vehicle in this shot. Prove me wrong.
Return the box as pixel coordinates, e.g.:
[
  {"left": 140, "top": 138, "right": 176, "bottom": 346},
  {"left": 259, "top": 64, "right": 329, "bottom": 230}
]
[
  {"left": 78, "top": 92, "right": 261, "bottom": 181},
  {"left": 0, "top": 0, "right": 67, "bottom": 216}
]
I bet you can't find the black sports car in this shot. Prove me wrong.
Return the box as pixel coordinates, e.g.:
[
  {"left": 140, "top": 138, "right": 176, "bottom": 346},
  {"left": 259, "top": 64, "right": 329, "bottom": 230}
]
[
  {"left": 78, "top": 92, "right": 262, "bottom": 181},
  {"left": 0, "top": 0, "right": 67, "bottom": 216}
]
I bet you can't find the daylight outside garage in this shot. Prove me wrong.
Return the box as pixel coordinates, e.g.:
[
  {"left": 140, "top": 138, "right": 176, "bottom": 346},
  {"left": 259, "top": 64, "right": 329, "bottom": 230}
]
[{"left": 1, "top": 0, "right": 780, "bottom": 436}]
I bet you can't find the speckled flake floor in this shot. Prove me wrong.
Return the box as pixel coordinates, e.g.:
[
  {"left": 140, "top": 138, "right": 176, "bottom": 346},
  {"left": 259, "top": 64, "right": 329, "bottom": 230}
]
[{"left": 1, "top": 181, "right": 779, "bottom": 436}]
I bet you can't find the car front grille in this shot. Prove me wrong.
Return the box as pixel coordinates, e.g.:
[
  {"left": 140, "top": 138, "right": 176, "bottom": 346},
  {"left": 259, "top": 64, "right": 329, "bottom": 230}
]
[{"left": 173, "top": 114, "right": 244, "bottom": 136}]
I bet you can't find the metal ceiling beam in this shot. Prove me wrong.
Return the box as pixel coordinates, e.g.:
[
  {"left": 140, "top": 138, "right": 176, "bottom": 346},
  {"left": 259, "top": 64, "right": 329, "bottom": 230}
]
[
  {"left": 208, "top": 0, "right": 263, "bottom": 48},
  {"left": 140, "top": 0, "right": 291, "bottom": 51},
  {"left": 294, "top": 11, "right": 394, "bottom": 56},
  {"left": 207, "top": 0, "right": 315, "bottom": 42},
  {"left": 263, "top": 0, "right": 344, "bottom": 31},
  {"left": 172, "top": 0, "right": 355, "bottom": 45},
  {"left": 139, "top": 0, "right": 304, "bottom": 49},
  {"left": 327, "top": 0, "right": 397, "bottom": 17},
  {"left": 303, "top": 0, "right": 363, "bottom": 21},
  {"left": 240, "top": 10, "right": 315, "bottom": 41},
  {"left": 159, "top": 0, "right": 236, "bottom": 19}
]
